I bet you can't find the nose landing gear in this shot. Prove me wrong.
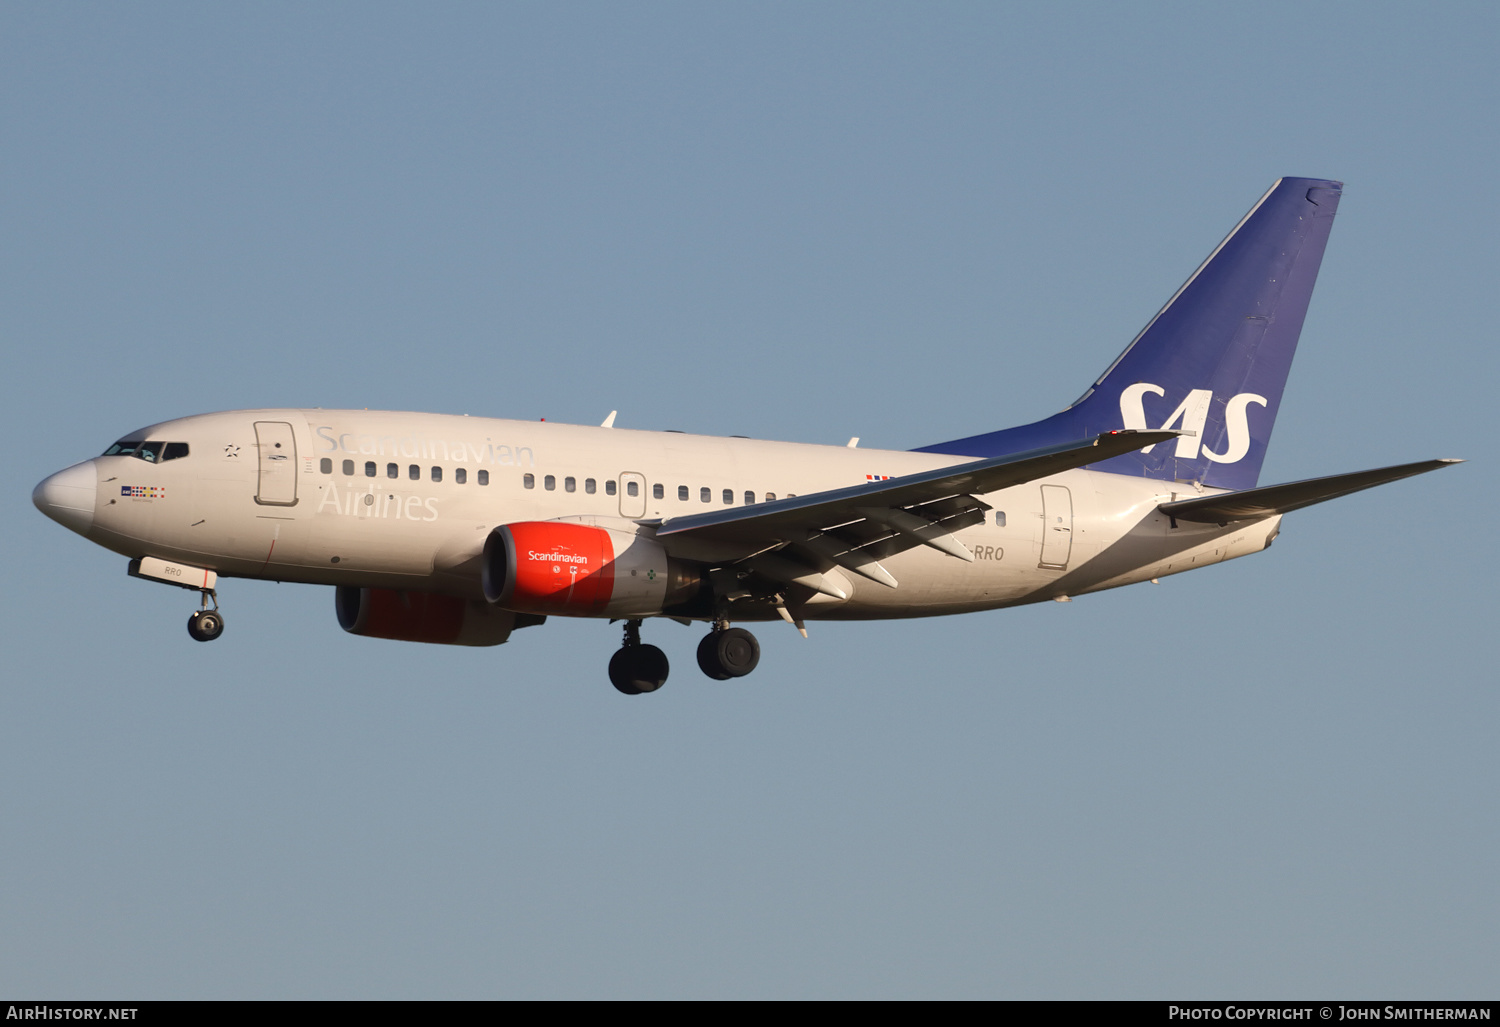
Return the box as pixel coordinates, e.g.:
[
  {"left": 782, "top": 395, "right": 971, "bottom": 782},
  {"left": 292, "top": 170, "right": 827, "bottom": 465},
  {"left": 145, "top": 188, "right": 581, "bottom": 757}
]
[
  {"left": 608, "top": 619, "right": 669, "bottom": 695},
  {"left": 696, "top": 624, "right": 760, "bottom": 680},
  {"left": 127, "top": 558, "right": 226, "bottom": 643},
  {"left": 186, "top": 590, "right": 224, "bottom": 642}
]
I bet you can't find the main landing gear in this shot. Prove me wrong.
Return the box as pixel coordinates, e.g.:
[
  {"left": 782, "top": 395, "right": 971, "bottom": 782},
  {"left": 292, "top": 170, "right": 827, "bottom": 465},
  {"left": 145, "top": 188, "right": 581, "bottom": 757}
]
[
  {"left": 607, "top": 619, "right": 764, "bottom": 694},
  {"left": 696, "top": 624, "right": 760, "bottom": 680},
  {"left": 186, "top": 589, "right": 224, "bottom": 642},
  {"left": 609, "top": 619, "right": 669, "bottom": 695}
]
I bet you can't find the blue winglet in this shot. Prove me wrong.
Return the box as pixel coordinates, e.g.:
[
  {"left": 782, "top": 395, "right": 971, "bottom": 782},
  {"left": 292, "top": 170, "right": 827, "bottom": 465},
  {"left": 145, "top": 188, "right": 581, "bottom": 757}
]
[{"left": 915, "top": 178, "right": 1343, "bottom": 491}]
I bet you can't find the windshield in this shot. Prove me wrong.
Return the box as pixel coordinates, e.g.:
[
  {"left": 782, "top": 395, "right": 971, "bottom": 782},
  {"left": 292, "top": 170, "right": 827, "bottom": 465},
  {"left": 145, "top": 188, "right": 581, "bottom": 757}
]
[{"left": 102, "top": 439, "right": 189, "bottom": 462}]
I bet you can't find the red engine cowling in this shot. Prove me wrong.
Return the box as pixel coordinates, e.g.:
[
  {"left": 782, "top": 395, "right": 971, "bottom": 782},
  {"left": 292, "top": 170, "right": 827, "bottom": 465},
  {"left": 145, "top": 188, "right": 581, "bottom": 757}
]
[
  {"left": 336, "top": 586, "right": 522, "bottom": 646},
  {"left": 483, "top": 521, "right": 698, "bottom": 617}
]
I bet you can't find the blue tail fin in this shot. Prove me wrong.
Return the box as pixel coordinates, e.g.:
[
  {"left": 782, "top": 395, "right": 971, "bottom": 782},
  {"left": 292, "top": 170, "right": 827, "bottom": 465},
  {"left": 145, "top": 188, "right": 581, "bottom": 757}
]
[{"left": 915, "top": 177, "right": 1343, "bottom": 491}]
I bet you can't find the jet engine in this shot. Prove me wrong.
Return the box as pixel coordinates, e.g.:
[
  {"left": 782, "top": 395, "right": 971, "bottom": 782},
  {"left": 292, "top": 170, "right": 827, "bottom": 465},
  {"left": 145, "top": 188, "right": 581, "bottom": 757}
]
[
  {"left": 482, "top": 521, "right": 702, "bottom": 617},
  {"left": 335, "top": 586, "right": 524, "bottom": 646}
]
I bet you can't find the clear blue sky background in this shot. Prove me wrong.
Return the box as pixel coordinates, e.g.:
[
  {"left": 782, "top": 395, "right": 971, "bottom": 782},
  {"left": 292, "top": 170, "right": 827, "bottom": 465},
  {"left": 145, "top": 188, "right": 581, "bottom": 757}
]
[{"left": 2, "top": 2, "right": 1495, "bottom": 999}]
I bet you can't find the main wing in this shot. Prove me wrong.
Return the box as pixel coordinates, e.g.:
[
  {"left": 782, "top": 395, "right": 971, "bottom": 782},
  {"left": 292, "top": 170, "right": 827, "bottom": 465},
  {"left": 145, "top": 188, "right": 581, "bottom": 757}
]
[{"left": 654, "top": 430, "right": 1179, "bottom": 595}]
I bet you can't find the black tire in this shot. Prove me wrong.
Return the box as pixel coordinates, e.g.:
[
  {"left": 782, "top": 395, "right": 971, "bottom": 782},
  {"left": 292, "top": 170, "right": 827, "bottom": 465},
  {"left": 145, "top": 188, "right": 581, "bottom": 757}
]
[
  {"left": 697, "top": 627, "right": 760, "bottom": 679},
  {"left": 696, "top": 632, "right": 732, "bottom": 680},
  {"left": 609, "top": 644, "right": 668, "bottom": 695},
  {"left": 608, "top": 650, "right": 642, "bottom": 694},
  {"left": 715, "top": 628, "right": 760, "bottom": 677},
  {"left": 187, "top": 610, "right": 225, "bottom": 642}
]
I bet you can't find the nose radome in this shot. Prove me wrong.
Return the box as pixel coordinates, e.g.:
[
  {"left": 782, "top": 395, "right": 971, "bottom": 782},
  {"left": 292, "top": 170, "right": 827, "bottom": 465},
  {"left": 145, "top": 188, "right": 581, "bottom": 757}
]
[{"left": 33, "top": 460, "right": 98, "bottom": 536}]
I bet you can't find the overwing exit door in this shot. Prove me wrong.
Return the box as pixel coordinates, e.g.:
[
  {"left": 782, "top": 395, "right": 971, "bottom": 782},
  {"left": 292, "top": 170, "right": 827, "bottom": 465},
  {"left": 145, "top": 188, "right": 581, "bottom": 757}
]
[{"left": 618, "top": 472, "right": 647, "bottom": 519}]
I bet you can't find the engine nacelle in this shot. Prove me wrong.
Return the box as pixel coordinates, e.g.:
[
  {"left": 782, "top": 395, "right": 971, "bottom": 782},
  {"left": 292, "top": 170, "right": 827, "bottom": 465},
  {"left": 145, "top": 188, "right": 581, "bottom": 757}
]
[
  {"left": 336, "top": 586, "right": 527, "bottom": 646},
  {"left": 483, "top": 521, "right": 700, "bottom": 618}
]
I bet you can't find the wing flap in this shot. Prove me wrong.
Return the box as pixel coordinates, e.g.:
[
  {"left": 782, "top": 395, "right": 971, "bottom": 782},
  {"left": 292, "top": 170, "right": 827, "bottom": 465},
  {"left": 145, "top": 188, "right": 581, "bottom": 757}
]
[
  {"left": 793, "top": 532, "right": 900, "bottom": 588},
  {"left": 1159, "top": 459, "right": 1462, "bottom": 524}
]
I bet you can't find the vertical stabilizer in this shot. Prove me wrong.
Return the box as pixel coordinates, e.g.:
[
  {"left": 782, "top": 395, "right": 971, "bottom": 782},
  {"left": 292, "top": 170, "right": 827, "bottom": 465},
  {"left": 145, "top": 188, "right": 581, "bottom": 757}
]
[{"left": 916, "top": 178, "right": 1343, "bottom": 491}]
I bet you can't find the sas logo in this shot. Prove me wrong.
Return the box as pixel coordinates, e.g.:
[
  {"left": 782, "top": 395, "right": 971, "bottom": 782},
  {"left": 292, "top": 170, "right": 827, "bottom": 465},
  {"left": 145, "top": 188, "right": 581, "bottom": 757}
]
[
  {"left": 121, "top": 485, "right": 166, "bottom": 499},
  {"left": 1119, "top": 384, "right": 1267, "bottom": 464}
]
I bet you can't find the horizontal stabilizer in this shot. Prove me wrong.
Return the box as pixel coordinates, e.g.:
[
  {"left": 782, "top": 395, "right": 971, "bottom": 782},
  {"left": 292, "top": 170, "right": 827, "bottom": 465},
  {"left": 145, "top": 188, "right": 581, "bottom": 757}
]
[{"left": 1158, "top": 459, "right": 1462, "bottom": 524}]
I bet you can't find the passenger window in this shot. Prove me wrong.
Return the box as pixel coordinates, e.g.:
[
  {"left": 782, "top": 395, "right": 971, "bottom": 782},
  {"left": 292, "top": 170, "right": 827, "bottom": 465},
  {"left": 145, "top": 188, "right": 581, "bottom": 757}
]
[
  {"left": 625, "top": 481, "right": 636, "bottom": 497},
  {"left": 523, "top": 473, "right": 535, "bottom": 489},
  {"left": 455, "top": 468, "right": 467, "bottom": 485},
  {"left": 700, "top": 487, "right": 710, "bottom": 503},
  {"left": 477, "top": 470, "right": 489, "bottom": 485},
  {"left": 678, "top": 485, "right": 689, "bottom": 501},
  {"left": 565, "top": 476, "right": 576, "bottom": 493},
  {"left": 365, "top": 461, "right": 376, "bottom": 477},
  {"left": 320, "top": 458, "right": 333, "bottom": 474},
  {"left": 653, "top": 483, "right": 664, "bottom": 500},
  {"left": 744, "top": 491, "right": 755, "bottom": 505},
  {"left": 585, "top": 478, "right": 596, "bottom": 494},
  {"left": 387, "top": 463, "right": 398, "bottom": 479},
  {"left": 607, "top": 480, "right": 619, "bottom": 496},
  {"left": 408, "top": 464, "right": 420, "bottom": 481},
  {"left": 723, "top": 489, "right": 733, "bottom": 504},
  {"left": 431, "top": 466, "right": 442, "bottom": 482},
  {"left": 995, "top": 511, "right": 1006, "bottom": 527},
  {"left": 544, "top": 475, "right": 556, "bottom": 491},
  {"left": 765, "top": 492, "right": 776, "bottom": 502},
  {"left": 164, "top": 442, "right": 190, "bottom": 461},
  {"left": 343, "top": 459, "right": 355, "bottom": 476}
]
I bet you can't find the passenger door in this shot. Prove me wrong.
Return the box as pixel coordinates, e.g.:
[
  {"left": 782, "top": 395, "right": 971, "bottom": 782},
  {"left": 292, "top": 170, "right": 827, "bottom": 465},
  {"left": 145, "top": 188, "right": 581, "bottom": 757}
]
[
  {"left": 1038, "top": 484, "right": 1072, "bottom": 569},
  {"left": 253, "top": 421, "right": 298, "bottom": 506}
]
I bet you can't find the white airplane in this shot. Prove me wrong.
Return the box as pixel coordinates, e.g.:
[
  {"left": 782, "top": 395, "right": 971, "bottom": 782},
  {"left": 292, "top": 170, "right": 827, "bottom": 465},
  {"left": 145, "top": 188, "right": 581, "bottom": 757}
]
[{"left": 34, "top": 177, "right": 1460, "bottom": 694}]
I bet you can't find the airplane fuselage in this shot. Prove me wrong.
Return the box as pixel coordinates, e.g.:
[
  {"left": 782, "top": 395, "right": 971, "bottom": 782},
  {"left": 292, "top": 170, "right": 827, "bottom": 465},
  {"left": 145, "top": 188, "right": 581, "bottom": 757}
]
[{"left": 67, "top": 407, "right": 1275, "bottom": 621}]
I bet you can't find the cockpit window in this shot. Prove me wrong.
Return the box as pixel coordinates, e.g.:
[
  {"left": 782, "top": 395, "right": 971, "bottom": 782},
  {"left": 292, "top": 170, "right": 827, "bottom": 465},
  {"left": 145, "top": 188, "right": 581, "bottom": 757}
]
[{"left": 102, "top": 439, "right": 189, "bottom": 461}]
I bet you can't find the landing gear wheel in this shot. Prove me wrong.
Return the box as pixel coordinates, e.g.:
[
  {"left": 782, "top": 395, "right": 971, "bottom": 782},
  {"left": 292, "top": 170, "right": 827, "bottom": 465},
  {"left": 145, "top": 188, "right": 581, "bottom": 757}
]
[
  {"left": 697, "top": 627, "right": 760, "bottom": 679},
  {"left": 187, "top": 609, "right": 225, "bottom": 642},
  {"left": 609, "top": 643, "right": 669, "bottom": 695},
  {"left": 696, "top": 632, "right": 732, "bottom": 680}
]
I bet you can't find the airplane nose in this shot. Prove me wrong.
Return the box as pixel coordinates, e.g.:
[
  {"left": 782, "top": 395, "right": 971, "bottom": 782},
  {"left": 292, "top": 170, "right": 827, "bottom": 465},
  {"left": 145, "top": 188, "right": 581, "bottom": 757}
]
[{"left": 33, "top": 460, "right": 98, "bottom": 536}]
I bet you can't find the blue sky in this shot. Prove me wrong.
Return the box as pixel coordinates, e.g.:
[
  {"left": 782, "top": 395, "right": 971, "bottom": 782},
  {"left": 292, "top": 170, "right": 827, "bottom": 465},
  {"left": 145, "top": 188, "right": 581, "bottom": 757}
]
[{"left": 2, "top": 2, "right": 1495, "bottom": 998}]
